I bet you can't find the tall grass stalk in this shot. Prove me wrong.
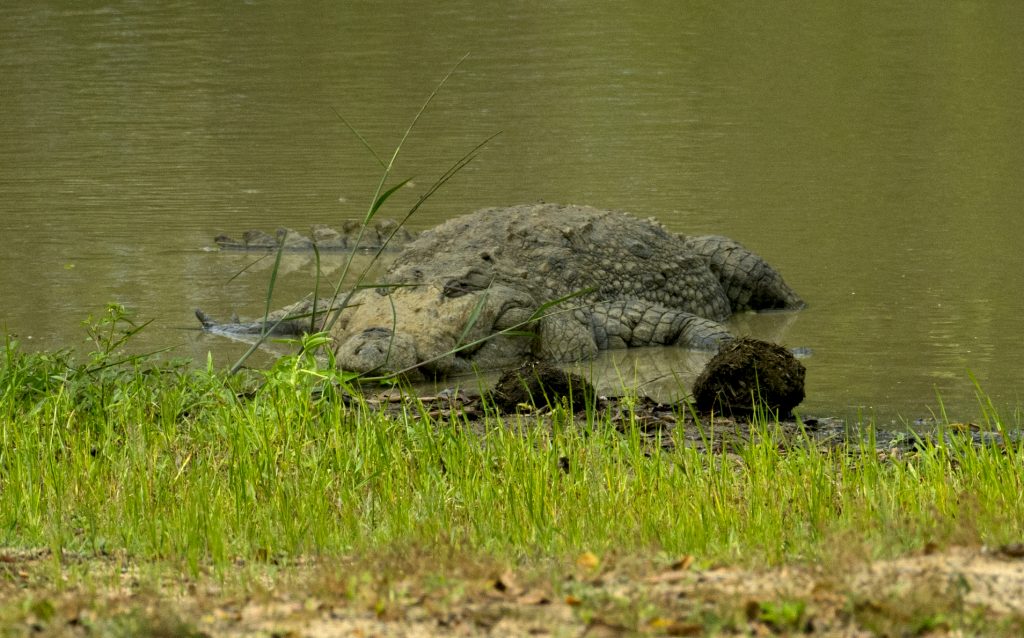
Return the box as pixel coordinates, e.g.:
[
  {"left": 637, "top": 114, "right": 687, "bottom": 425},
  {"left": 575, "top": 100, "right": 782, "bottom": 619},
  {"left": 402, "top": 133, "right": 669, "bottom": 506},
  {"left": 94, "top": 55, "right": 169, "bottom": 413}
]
[{"left": 226, "top": 54, "right": 495, "bottom": 375}]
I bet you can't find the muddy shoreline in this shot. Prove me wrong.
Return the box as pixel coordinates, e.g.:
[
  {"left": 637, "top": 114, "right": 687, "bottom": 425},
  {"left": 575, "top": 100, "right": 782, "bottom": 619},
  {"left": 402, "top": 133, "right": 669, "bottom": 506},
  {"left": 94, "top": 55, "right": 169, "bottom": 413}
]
[{"left": 342, "top": 385, "right": 1018, "bottom": 456}]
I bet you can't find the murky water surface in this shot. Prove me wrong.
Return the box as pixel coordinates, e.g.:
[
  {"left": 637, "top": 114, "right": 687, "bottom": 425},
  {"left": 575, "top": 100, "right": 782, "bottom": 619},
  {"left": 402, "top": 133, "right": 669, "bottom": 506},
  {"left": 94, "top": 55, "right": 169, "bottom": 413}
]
[{"left": 3, "top": 2, "right": 1023, "bottom": 421}]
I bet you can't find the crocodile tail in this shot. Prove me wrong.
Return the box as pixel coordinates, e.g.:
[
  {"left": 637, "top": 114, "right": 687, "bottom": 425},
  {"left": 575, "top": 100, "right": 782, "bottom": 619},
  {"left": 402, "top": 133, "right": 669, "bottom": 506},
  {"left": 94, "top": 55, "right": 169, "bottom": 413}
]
[
  {"left": 684, "top": 235, "right": 804, "bottom": 312},
  {"left": 195, "top": 309, "right": 217, "bottom": 329}
]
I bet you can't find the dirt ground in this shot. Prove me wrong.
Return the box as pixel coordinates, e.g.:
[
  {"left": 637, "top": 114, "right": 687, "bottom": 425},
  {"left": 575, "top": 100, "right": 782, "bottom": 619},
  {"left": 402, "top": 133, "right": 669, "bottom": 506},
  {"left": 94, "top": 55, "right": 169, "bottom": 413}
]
[{"left": 4, "top": 544, "right": 1024, "bottom": 637}]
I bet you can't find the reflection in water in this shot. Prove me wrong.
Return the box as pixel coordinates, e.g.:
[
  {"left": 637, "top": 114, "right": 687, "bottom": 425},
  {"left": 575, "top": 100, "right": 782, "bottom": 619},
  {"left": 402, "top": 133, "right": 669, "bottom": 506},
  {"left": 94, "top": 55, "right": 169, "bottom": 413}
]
[
  {"left": 2, "top": 2, "right": 1024, "bottom": 421},
  {"left": 569, "top": 348, "right": 716, "bottom": 404}
]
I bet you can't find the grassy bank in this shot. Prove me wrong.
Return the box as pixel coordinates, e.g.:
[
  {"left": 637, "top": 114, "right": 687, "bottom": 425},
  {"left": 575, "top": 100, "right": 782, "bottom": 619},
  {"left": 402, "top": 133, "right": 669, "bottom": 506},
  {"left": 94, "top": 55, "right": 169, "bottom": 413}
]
[
  {"left": 3, "top": 321, "right": 1024, "bottom": 635},
  {"left": 4, "top": 321, "right": 1024, "bottom": 567}
]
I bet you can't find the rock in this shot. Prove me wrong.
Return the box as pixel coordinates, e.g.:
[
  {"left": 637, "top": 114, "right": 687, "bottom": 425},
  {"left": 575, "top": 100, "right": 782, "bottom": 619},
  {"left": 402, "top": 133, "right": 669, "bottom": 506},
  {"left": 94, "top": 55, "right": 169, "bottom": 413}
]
[{"left": 691, "top": 337, "right": 805, "bottom": 419}]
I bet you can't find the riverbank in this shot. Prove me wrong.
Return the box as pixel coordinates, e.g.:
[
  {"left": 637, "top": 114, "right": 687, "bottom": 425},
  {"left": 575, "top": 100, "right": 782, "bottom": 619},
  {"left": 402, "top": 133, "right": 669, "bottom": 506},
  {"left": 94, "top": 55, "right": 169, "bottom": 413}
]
[{"left": 2, "top": 332, "right": 1023, "bottom": 635}]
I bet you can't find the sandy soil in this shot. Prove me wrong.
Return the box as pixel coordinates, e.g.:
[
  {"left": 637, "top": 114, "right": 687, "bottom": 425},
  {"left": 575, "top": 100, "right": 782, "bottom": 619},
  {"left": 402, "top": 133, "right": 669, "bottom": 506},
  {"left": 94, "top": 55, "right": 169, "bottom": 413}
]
[{"left": 4, "top": 544, "right": 1024, "bottom": 637}]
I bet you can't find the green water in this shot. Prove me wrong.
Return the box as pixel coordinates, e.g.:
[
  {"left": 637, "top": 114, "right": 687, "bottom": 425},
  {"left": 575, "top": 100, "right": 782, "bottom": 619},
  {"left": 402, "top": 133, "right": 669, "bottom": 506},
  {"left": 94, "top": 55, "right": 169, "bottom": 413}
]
[{"left": 2, "top": 2, "right": 1023, "bottom": 420}]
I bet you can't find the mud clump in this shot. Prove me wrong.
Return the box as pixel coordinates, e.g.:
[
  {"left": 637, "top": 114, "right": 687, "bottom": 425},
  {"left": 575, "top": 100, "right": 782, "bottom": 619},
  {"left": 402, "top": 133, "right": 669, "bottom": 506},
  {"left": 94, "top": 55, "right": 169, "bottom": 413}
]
[
  {"left": 692, "top": 337, "right": 805, "bottom": 419},
  {"left": 490, "top": 362, "right": 596, "bottom": 413}
]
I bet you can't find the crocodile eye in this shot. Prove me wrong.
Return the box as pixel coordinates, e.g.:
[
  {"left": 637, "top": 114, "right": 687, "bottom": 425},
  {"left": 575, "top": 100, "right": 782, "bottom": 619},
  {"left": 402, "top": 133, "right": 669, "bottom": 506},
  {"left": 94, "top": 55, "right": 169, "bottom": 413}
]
[
  {"left": 443, "top": 269, "right": 493, "bottom": 298},
  {"left": 442, "top": 279, "right": 481, "bottom": 298}
]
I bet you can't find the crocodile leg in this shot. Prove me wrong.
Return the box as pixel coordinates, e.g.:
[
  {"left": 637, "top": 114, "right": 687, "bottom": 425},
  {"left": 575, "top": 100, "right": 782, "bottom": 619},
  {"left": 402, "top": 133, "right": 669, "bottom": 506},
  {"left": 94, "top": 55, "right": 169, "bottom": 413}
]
[
  {"left": 683, "top": 235, "right": 804, "bottom": 311},
  {"left": 537, "top": 299, "right": 733, "bottom": 362},
  {"left": 589, "top": 299, "right": 733, "bottom": 350}
]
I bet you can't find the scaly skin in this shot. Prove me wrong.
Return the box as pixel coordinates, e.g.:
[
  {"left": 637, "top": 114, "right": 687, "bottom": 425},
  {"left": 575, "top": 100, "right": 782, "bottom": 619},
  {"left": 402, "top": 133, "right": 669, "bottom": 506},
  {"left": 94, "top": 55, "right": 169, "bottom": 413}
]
[{"left": 198, "top": 203, "right": 803, "bottom": 378}]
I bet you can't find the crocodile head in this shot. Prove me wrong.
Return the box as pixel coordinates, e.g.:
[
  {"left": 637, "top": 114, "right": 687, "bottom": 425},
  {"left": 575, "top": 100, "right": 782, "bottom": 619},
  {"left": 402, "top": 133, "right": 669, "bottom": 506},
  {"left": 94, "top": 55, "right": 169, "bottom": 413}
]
[{"left": 330, "top": 268, "right": 540, "bottom": 379}]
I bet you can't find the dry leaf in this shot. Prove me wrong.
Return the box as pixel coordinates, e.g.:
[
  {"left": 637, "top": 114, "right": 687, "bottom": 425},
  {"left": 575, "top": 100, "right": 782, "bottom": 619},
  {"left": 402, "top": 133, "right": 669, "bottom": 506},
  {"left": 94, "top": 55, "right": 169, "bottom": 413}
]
[
  {"left": 576, "top": 552, "right": 600, "bottom": 569},
  {"left": 671, "top": 555, "right": 695, "bottom": 570}
]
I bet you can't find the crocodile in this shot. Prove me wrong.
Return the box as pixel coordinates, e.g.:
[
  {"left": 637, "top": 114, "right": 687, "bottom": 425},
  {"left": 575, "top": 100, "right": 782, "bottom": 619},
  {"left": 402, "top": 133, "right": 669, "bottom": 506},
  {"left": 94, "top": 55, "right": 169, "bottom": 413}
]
[
  {"left": 213, "top": 218, "right": 416, "bottom": 252},
  {"left": 197, "top": 203, "right": 803, "bottom": 378}
]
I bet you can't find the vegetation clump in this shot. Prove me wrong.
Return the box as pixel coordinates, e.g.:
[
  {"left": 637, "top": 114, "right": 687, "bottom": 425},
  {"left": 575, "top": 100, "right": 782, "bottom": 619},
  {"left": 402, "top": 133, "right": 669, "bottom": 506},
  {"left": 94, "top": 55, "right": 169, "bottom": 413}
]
[{"left": 692, "top": 336, "right": 806, "bottom": 419}]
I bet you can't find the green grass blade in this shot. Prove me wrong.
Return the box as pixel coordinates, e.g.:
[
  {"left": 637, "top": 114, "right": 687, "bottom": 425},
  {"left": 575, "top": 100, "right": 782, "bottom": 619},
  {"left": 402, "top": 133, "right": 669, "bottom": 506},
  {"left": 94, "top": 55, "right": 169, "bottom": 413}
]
[
  {"left": 331, "top": 106, "right": 385, "bottom": 169},
  {"left": 225, "top": 253, "right": 272, "bottom": 286},
  {"left": 262, "top": 241, "right": 286, "bottom": 326},
  {"left": 310, "top": 243, "right": 322, "bottom": 334},
  {"left": 456, "top": 290, "right": 489, "bottom": 348},
  {"left": 360, "top": 52, "right": 470, "bottom": 226},
  {"left": 323, "top": 60, "right": 491, "bottom": 337},
  {"left": 225, "top": 55, "right": 488, "bottom": 374},
  {"left": 370, "top": 178, "right": 412, "bottom": 218},
  {"left": 529, "top": 287, "right": 595, "bottom": 320}
]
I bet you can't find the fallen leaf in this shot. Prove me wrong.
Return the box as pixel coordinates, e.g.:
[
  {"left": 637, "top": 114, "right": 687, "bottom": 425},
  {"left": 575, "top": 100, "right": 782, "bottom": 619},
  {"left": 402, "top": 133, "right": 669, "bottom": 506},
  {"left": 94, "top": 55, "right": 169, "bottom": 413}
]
[
  {"left": 576, "top": 552, "right": 600, "bottom": 569},
  {"left": 670, "top": 555, "right": 695, "bottom": 570}
]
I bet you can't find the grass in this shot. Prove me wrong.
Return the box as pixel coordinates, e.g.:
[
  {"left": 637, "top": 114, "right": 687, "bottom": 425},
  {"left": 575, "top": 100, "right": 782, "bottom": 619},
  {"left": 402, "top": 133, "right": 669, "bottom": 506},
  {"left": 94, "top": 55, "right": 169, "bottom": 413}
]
[
  {"left": 3, "top": 314, "right": 1024, "bottom": 635},
  {"left": 3, "top": 314, "right": 1024, "bottom": 569}
]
